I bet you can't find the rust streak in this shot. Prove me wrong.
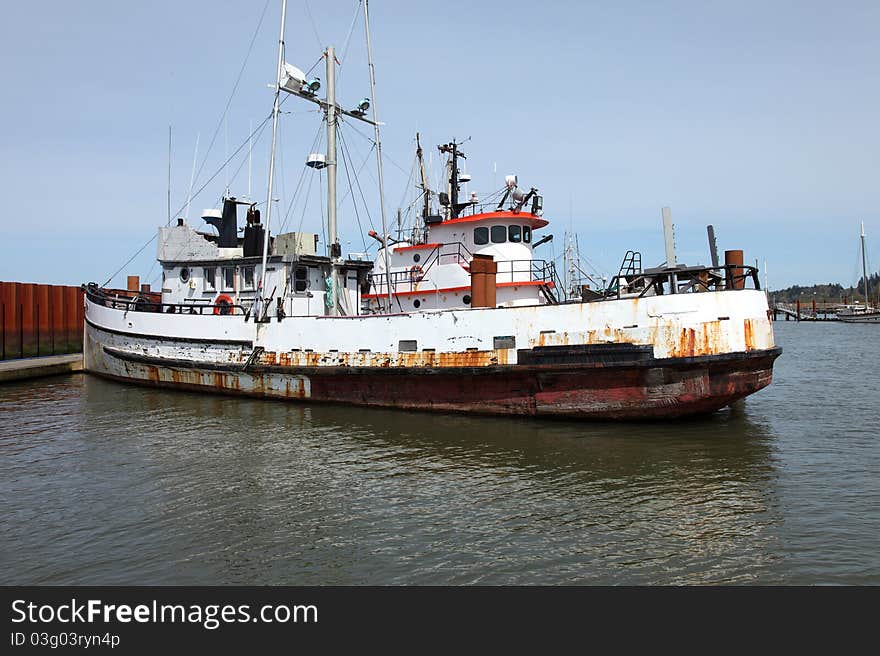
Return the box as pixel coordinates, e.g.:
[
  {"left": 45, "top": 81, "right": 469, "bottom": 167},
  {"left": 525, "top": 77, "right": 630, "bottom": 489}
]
[{"left": 744, "top": 319, "right": 755, "bottom": 351}]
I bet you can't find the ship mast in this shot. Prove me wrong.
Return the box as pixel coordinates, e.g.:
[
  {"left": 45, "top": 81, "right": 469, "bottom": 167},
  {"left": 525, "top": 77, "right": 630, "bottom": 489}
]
[
  {"left": 438, "top": 140, "right": 465, "bottom": 219},
  {"left": 325, "top": 46, "right": 342, "bottom": 315},
  {"left": 363, "top": 0, "right": 393, "bottom": 313},
  {"left": 860, "top": 221, "right": 869, "bottom": 309},
  {"left": 416, "top": 133, "right": 430, "bottom": 220},
  {"left": 270, "top": 19, "right": 383, "bottom": 317},
  {"left": 258, "top": 0, "right": 288, "bottom": 321}
]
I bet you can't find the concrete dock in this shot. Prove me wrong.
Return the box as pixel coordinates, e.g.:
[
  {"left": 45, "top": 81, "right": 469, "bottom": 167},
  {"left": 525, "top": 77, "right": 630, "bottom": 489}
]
[{"left": 0, "top": 354, "right": 83, "bottom": 383}]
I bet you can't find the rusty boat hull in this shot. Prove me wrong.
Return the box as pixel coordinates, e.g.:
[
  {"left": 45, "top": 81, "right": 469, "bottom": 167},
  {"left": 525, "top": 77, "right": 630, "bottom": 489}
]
[
  {"left": 84, "top": 282, "right": 781, "bottom": 420},
  {"left": 87, "top": 323, "right": 780, "bottom": 420}
]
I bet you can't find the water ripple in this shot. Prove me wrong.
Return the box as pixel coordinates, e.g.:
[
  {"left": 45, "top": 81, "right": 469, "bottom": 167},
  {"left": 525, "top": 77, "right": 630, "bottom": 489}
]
[{"left": 1, "top": 322, "right": 878, "bottom": 584}]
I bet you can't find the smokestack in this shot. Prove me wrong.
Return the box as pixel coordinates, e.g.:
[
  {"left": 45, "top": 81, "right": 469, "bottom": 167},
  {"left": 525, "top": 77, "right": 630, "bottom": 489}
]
[
  {"left": 203, "top": 198, "right": 240, "bottom": 248},
  {"left": 470, "top": 254, "right": 497, "bottom": 308},
  {"left": 725, "top": 250, "right": 744, "bottom": 289}
]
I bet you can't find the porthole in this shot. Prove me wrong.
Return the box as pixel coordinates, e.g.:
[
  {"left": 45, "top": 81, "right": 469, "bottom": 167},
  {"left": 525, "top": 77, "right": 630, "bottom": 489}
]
[
  {"left": 413, "top": 253, "right": 421, "bottom": 263},
  {"left": 179, "top": 267, "right": 190, "bottom": 283},
  {"left": 463, "top": 295, "right": 472, "bottom": 305},
  {"left": 413, "top": 299, "right": 421, "bottom": 308}
]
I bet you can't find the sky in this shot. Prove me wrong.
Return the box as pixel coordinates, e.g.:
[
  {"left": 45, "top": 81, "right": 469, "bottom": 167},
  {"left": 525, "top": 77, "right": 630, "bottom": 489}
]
[{"left": 1, "top": 0, "right": 878, "bottom": 289}]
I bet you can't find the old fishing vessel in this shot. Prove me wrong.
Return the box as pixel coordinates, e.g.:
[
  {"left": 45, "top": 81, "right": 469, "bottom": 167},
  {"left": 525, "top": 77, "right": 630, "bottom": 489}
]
[
  {"left": 83, "top": 0, "right": 780, "bottom": 419},
  {"left": 836, "top": 222, "right": 879, "bottom": 323}
]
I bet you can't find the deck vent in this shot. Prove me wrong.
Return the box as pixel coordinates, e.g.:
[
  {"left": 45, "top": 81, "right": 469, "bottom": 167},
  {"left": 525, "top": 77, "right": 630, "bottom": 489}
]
[
  {"left": 494, "top": 336, "right": 516, "bottom": 349},
  {"left": 399, "top": 340, "right": 418, "bottom": 352}
]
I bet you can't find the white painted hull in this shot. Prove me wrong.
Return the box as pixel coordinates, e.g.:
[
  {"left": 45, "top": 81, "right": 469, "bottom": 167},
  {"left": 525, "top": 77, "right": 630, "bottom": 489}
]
[
  {"left": 84, "top": 289, "right": 780, "bottom": 419},
  {"left": 837, "top": 313, "right": 880, "bottom": 323}
]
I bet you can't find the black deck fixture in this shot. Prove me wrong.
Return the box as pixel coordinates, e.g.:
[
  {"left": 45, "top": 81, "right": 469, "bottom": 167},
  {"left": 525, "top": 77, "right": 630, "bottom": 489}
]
[
  {"left": 243, "top": 204, "right": 265, "bottom": 257},
  {"left": 203, "top": 197, "right": 240, "bottom": 248}
]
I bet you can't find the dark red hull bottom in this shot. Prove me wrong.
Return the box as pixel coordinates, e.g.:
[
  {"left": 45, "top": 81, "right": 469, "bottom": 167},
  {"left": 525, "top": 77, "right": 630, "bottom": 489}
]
[{"left": 95, "top": 347, "right": 781, "bottom": 420}]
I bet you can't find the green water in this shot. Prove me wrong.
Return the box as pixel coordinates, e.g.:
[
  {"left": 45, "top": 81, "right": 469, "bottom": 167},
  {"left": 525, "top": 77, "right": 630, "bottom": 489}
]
[{"left": 1, "top": 321, "right": 877, "bottom": 584}]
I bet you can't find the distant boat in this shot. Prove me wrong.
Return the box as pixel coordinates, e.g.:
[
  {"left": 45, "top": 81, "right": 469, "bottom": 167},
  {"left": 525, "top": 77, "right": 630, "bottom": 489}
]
[{"left": 836, "top": 222, "right": 880, "bottom": 323}]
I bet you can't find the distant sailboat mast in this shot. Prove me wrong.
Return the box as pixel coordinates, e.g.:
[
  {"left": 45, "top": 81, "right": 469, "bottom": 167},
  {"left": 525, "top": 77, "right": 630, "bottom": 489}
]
[{"left": 860, "top": 221, "right": 869, "bottom": 308}]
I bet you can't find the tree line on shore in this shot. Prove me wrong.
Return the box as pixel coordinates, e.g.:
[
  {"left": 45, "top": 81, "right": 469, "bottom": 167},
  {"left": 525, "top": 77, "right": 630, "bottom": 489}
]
[{"left": 770, "top": 272, "right": 879, "bottom": 304}]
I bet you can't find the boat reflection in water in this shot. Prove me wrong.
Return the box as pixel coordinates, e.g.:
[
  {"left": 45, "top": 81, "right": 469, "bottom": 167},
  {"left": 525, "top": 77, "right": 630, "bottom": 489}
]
[{"left": 70, "top": 376, "right": 783, "bottom": 584}]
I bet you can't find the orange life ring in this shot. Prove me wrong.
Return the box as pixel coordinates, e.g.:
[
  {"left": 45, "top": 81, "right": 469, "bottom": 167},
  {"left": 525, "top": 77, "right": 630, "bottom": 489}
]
[
  {"left": 214, "top": 294, "right": 234, "bottom": 315},
  {"left": 409, "top": 265, "right": 424, "bottom": 282}
]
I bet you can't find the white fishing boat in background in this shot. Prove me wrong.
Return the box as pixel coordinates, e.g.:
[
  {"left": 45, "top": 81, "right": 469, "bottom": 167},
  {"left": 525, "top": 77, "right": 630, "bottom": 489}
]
[
  {"left": 836, "top": 222, "right": 879, "bottom": 323},
  {"left": 82, "top": 0, "right": 781, "bottom": 419}
]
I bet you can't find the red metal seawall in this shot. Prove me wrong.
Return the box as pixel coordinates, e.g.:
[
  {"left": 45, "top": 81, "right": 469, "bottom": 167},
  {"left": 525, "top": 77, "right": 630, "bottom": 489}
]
[{"left": 0, "top": 282, "right": 84, "bottom": 360}]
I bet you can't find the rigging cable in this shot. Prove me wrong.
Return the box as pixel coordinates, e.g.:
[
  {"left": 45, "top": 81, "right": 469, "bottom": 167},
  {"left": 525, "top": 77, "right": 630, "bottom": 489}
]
[
  {"left": 336, "top": 123, "right": 371, "bottom": 252},
  {"left": 190, "top": 0, "right": 271, "bottom": 194},
  {"left": 342, "top": 119, "right": 412, "bottom": 176},
  {"left": 335, "top": 1, "right": 363, "bottom": 89},
  {"left": 279, "top": 120, "right": 325, "bottom": 233},
  {"left": 303, "top": 0, "right": 324, "bottom": 51},
  {"left": 337, "top": 123, "right": 377, "bottom": 238},
  {"left": 101, "top": 113, "right": 273, "bottom": 287}
]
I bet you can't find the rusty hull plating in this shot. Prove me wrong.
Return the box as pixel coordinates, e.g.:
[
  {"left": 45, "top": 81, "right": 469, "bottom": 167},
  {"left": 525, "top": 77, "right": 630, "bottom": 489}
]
[{"left": 83, "top": 285, "right": 781, "bottom": 420}]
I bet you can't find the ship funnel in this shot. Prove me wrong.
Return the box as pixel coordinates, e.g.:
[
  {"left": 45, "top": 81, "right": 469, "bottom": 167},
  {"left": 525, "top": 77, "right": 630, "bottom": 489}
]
[
  {"left": 202, "top": 199, "right": 239, "bottom": 248},
  {"left": 470, "top": 254, "right": 497, "bottom": 308}
]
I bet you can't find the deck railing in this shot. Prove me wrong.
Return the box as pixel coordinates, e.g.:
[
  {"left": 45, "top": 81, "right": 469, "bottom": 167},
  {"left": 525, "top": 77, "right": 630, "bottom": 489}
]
[
  {"left": 602, "top": 263, "right": 761, "bottom": 300},
  {"left": 84, "top": 284, "right": 249, "bottom": 317}
]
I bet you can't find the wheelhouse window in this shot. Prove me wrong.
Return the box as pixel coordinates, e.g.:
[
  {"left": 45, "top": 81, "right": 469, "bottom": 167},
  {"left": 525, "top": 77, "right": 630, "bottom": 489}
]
[
  {"left": 490, "top": 225, "right": 507, "bottom": 243},
  {"left": 523, "top": 226, "right": 532, "bottom": 243},
  {"left": 292, "top": 266, "right": 309, "bottom": 293},
  {"left": 203, "top": 267, "right": 216, "bottom": 291},
  {"left": 473, "top": 227, "right": 489, "bottom": 245},
  {"left": 509, "top": 225, "right": 522, "bottom": 243},
  {"left": 241, "top": 266, "right": 255, "bottom": 290},
  {"left": 223, "top": 267, "right": 235, "bottom": 291}
]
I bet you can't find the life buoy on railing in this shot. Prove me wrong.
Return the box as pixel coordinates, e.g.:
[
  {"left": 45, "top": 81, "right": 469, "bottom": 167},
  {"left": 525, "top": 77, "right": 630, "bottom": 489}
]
[
  {"left": 214, "top": 294, "right": 234, "bottom": 315},
  {"left": 409, "top": 265, "right": 424, "bottom": 282}
]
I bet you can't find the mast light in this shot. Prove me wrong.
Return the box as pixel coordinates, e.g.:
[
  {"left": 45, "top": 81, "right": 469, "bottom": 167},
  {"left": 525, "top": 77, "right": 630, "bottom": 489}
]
[
  {"left": 303, "top": 77, "right": 321, "bottom": 95},
  {"left": 351, "top": 98, "right": 370, "bottom": 116},
  {"left": 306, "top": 153, "right": 327, "bottom": 169}
]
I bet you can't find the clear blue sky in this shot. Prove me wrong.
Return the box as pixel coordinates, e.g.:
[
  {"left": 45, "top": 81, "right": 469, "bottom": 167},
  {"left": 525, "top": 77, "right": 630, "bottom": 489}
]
[{"left": 1, "top": 0, "right": 878, "bottom": 289}]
